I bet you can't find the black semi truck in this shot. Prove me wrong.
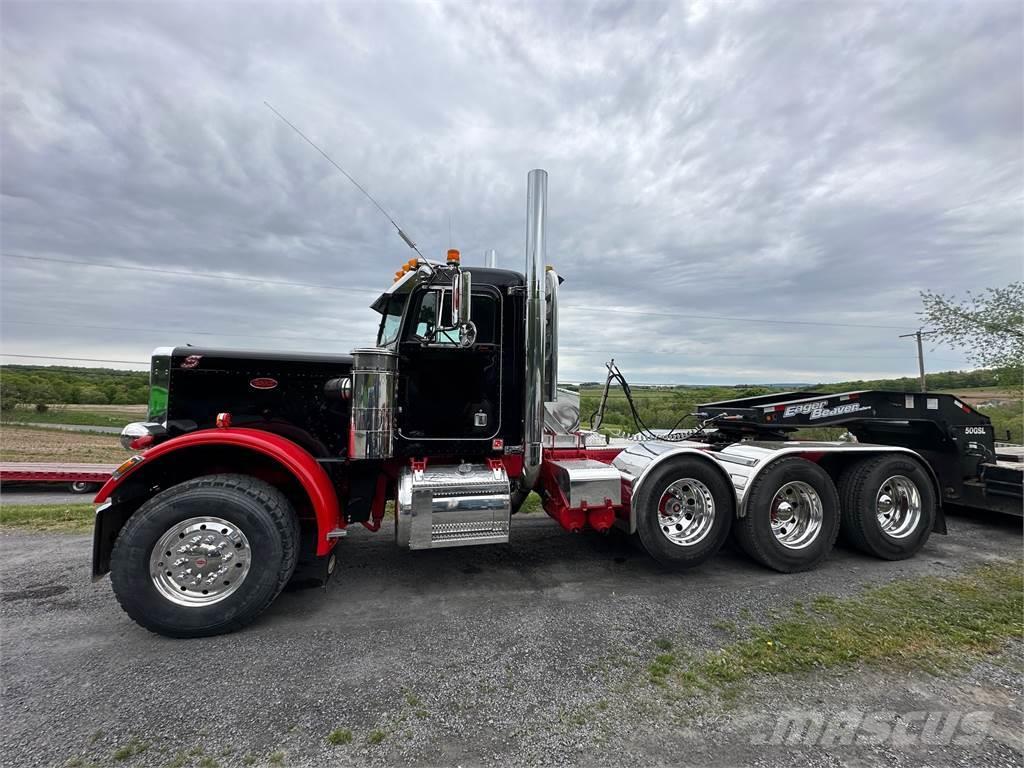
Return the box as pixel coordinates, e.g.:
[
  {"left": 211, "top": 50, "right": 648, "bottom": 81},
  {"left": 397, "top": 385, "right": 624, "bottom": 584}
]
[{"left": 92, "top": 169, "right": 1023, "bottom": 637}]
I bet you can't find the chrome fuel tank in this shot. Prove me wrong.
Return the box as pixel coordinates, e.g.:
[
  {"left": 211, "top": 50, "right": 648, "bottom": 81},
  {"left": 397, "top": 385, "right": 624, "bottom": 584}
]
[{"left": 349, "top": 347, "right": 397, "bottom": 460}]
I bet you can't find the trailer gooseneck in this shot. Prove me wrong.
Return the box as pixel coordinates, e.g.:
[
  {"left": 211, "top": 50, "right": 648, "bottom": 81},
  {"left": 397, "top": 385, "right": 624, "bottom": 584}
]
[{"left": 91, "top": 170, "right": 1023, "bottom": 638}]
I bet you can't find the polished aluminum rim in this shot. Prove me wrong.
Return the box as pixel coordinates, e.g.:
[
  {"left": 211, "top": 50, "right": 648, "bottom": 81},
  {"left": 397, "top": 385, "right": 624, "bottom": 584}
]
[
  {"left": 875, "top": 475, "right": 922, "bottom": 539},
  {"left": 769, "top": 481, "right": 823, "bottom": 550},
  {"left": 149, "top": 516, "right": 251, "bottom": 606},
  {"left": 657, "top": 478, "right": 715, "bottom": 547}
]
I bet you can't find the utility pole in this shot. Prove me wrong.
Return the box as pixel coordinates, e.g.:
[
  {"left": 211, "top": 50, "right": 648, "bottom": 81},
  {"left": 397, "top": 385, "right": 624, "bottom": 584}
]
[{"left": 899, "top": 330, "right": 934, "bottom": 392}]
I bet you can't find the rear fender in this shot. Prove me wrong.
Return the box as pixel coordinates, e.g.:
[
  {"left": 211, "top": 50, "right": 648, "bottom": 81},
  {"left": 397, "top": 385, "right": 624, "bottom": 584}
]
[
  {"left": 714, "top": 442, "right": 946, "bottom": 532},
  {"left": 613, "top": 440, "right": 946, "bottom": 534},
  {"left": 92, "top": 428, "right": 342, "bottom": 578},
  {"left": 612, "top": 441, "right": 735, "bottom": 534}
]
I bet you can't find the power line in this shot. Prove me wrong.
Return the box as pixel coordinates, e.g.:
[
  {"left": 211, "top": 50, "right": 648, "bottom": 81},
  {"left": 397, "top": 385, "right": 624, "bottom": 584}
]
[
  {"left": 1, "top": 354, "right": 149, "bottom": 365},
  {"left": 2, "top": 252, "right": 921, "bottom": 331},
  {"left": 1, "top": 320, "right": 949, "bottom": 362},
  {"left": 561, "top": 304, "right": 916, "bottom": 330},
  {"left": 0, "top": 253, "right": 380, "bottom": 296},
  {"left": 1, "top": 319, "right": 360, "bottom": 345}
]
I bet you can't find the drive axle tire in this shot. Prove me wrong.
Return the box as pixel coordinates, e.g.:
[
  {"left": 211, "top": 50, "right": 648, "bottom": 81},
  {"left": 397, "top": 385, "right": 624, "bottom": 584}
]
[
  {"left": 837, "top": 454, "right": 935, "bottom": 560},
  {"left": 635, "top": 457, "right": 733, "bottom": 569},
  {"left": 735, "top": 457, "right": 840, "bottom": 573},
  {"left": 110, "top": 473, "right": 299, "bottom": 638}
]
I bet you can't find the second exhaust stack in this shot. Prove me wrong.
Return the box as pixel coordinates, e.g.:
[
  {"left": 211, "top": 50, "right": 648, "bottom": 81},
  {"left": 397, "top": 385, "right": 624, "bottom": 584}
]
[{"left": 523, "top": 169, "right": 547, "bottom": 489}]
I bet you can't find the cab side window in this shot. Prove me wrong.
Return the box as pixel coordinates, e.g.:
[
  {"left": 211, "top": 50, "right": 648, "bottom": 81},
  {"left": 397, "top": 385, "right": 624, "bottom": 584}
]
[{"left": 408, "top": 289, "right": 499, "bottom": 345}]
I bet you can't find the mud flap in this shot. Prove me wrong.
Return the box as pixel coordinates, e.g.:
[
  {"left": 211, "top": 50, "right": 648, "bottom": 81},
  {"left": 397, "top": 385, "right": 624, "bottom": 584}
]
[{"left": 92, "top": 500, "right": 134, "bottom": 580}]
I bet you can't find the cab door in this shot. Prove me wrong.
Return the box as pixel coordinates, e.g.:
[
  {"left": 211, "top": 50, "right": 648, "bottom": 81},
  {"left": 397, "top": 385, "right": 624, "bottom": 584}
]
[{"left": 397, "top": 285, "right": 502, "bottom": 442}]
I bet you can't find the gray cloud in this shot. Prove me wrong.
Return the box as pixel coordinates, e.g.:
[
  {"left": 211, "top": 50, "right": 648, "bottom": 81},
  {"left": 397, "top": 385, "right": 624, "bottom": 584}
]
[{"left": 1, "top": 0, "right": 1021, "bottom": 384}]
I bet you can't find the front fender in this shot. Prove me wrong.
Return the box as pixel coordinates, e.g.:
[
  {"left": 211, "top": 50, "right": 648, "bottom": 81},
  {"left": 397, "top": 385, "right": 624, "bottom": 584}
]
[{"left": 94, "top": 428, "right": 342, "bottom": 563}]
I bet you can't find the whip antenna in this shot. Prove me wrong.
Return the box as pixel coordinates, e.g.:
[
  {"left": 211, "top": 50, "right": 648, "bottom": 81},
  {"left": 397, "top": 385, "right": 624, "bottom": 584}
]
[{"left": 264, "top": 101, "right": 427, "bottom": 263}]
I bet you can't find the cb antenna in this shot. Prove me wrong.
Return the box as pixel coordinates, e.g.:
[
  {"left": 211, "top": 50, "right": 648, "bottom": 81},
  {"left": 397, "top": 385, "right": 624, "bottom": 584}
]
[{"left": 264, "top": 101, "right": 429, "bottom": 266}]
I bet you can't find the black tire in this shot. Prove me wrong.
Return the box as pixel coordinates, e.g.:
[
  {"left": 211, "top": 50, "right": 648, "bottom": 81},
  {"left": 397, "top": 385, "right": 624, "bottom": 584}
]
[
  {"left": 69, "top": 481, "right": 100, "bottom": 494},
  {"left": 837, "top": 454, "right": 935, "bottom": 560},
  {"left": 110, "top": 473, "right": 300, "bottom": 638},
  {"left": 635, "top": 457, "right": 733, "bottom": 568},
  {"left": 735, "top": 457, "right": 840, "bottom": 573}
]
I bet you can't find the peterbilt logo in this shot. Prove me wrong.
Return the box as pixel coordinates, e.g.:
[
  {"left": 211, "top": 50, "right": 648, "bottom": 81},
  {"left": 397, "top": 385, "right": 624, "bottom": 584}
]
[
  {"left": 249, "top": 377, "right": 279, "bottom": 390},
  {"left": 783, "top": 401, "right": 870, "bottom": 420},
  {"left": 180, "top": 355, "right": 202, "bottom": 369}
]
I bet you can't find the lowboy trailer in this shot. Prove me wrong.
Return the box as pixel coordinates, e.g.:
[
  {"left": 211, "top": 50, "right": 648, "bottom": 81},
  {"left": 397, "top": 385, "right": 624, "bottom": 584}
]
[
  {"left": 92, "top": 170, "right": 1023, "bottom": 637},
  {"left": 0, "top": 462, "right": 114, "bottom": 493}
]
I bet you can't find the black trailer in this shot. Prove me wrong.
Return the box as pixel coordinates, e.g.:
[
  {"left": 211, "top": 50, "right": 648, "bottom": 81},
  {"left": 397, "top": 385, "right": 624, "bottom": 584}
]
[{"left": 699, "top": 389, "right": 1023, "bottom": 516}]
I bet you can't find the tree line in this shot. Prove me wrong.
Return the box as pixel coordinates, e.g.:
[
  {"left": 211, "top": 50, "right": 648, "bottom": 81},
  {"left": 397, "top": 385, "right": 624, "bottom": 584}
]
[{"left": 1, "top": 366, "right": 149, "bottom": 410}]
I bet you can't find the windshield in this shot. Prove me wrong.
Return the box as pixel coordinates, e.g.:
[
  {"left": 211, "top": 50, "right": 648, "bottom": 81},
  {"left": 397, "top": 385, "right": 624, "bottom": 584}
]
[{"left": 376, "top": 293, "right": 406, "bottom": 347}]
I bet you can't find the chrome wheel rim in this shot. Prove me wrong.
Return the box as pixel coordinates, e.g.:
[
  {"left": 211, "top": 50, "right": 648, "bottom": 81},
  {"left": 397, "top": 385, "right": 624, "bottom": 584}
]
[
  {"left": 875, "top": 475, "right": 922, "bottom": 539},
  {"left": 657, "top": 478, "right": 715, "bottom": 547},
  {"left": 149, "top": 516, "right": 251, "bottom": 606},
  {"left": 769, "top": 481, "right": 823, "bottom": 550}
]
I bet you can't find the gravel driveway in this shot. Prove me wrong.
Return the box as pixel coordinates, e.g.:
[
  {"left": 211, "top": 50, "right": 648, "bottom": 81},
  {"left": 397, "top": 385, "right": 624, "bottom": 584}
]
[{"left": 1, "top": 510, "right": 1021, "bottom": 768}]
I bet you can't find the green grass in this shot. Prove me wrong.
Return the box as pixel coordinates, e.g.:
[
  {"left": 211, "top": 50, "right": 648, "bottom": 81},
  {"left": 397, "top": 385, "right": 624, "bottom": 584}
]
[
  {"left": 0, "top": 504, "right": 94, "bottom": 533},
  {"left": 652, "top": 560, "right": 1022, "bottom": 693},
  {"left": 268, "top": 752, "right": 285, "bottom": 766},
  {"left": 367, "top": 729, "right": 386, "bottom": 745},
  {"left": 1, "top": 406, "right": 142, "bottom": 428},
  {"left": 112, "top": 739, "right": 148, "bottom": 761},
  {"left": 326, "top": 728, "right": 352, "bottom": 745}
]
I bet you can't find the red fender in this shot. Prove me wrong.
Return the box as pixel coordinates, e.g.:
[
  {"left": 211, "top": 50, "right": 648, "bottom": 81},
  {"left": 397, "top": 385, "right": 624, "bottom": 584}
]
[{"left": 95, "top": 428, "right": 342, "bottom": 555}]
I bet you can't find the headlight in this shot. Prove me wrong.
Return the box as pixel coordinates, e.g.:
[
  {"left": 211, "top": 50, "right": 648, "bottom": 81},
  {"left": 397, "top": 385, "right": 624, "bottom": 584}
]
[{"left": 120, "top": 422, "right": 164, "bottom": 450}]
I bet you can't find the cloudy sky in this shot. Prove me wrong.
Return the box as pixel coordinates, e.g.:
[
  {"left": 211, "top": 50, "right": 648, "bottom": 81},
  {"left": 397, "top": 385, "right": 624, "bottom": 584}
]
[{"left": 1, "top": 0, "right": 1021, "bottom": 384}]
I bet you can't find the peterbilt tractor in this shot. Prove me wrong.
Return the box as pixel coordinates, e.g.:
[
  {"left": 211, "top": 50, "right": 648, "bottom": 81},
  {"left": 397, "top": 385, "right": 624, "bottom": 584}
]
[{"left": 93, "top": 169, "right": 1022, "bottom": 637}]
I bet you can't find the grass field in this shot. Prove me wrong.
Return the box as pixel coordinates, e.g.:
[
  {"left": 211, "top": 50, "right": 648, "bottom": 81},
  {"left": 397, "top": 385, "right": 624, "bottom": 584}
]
[
  {"left": 1, "top": 403, "right": 145, "bottom": 428},
  {"left": 0, "top": 503, "right": 94, "bottom": 533},
  {"left": 648, "top": 559, "right": 1022, "bottom": 692},
  {"left": 0, "top": 425, "right": 128, "bottom": 463}
]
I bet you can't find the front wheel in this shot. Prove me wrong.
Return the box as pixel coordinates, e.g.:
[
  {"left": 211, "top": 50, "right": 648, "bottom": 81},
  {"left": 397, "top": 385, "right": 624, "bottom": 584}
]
[
  {"left": 635, "top": 457, "right": 734, "bottom": 568},
  {"left": 735, "top": 457, "right": 840, "bottom": 573},
  {"left": 110, "top": 474, "right": 299, "bottom": 638}
]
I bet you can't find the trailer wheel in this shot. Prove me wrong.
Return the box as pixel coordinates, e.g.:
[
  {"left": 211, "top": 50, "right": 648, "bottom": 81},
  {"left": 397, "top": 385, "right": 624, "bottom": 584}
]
[
  {"left": 109, "top": 473, "right": 299, "bottom": 638},
  {"left": 838, "top": 455, "right": 935, "bottom": 560},
  {"left": 735, "top": 457, "right": 840, "bottom": 573},
  {"left": 69, "top": 480, "right": 100, "bottom": 494},
  {"left": 634, "top": 457, "right": 733, "bottom": 568}
]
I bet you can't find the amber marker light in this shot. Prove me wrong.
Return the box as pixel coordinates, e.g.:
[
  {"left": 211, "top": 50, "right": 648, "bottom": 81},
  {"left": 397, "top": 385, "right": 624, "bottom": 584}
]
[
  {"left": 447, "top": 249, "right": 460, "bottom": 265},
  {"left": 111, "top": 455, "right": 144, "bottom": 480}
]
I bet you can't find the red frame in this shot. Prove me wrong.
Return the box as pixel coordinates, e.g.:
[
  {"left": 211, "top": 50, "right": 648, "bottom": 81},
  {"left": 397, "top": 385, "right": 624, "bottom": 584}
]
[{"left": 94, "top": 428, "right": 342, "bottom": 556}]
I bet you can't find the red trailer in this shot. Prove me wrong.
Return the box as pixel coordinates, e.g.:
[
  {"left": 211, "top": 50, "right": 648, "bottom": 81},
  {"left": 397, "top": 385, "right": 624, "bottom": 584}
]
[{"left": 0, "top": 462, "right": 115, "bottom": 494}]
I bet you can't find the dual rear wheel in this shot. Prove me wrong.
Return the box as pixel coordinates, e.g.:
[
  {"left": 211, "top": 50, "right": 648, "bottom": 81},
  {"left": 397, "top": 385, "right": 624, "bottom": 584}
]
[{"left": 635, "top": 454, "right": 935, "bottom": 572}]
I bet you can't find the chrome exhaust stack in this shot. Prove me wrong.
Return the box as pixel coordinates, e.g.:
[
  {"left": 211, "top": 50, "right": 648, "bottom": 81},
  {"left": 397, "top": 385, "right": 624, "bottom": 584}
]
[
  {"left": 484, "top": 249, "right": 497, "bottom": 268},
  {"left": 544, "top": 267, "right": 559, "bottom": 403},
  {"left": 522, "top": 169, "right": 548, "bottom": 490}
]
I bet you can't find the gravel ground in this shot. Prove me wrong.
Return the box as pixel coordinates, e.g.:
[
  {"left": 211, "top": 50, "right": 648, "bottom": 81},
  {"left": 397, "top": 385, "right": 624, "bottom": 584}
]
[{"left": 1, "top": 509, "right": 1021, "bottom": 768}]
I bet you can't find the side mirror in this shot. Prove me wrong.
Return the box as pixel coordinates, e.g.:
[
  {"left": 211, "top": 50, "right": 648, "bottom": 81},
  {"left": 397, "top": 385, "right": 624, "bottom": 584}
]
[
  {"left": 452, "top": 271, "right": 472, "bottom": 326},
  {"left": 452, "top": 271, "right": 476, "bottom": 348}
]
